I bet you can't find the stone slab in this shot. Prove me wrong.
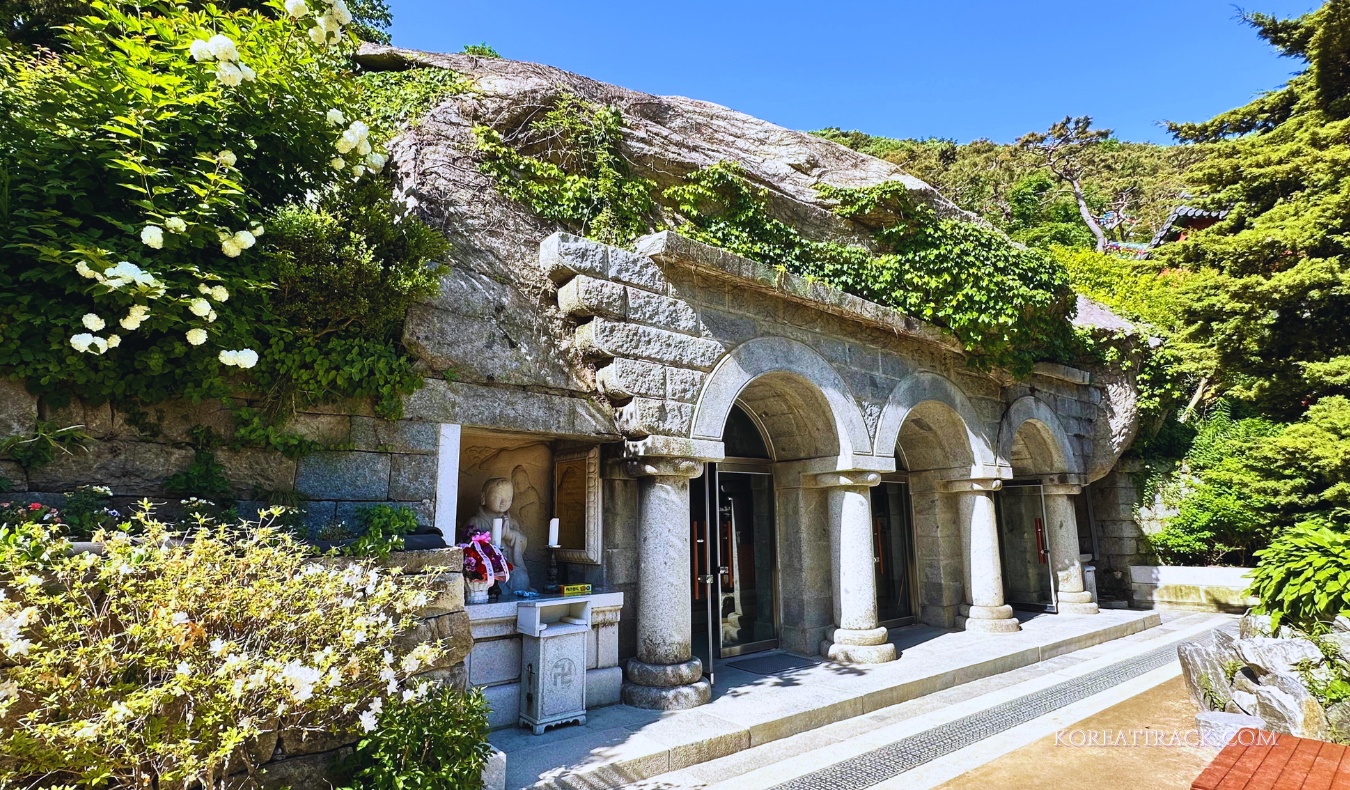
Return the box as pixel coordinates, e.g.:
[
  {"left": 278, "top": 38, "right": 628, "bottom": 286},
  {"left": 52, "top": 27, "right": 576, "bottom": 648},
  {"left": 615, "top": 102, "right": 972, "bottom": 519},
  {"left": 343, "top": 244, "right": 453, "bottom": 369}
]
[
  {"left": 405, "top": 379, "right": 619, "bottom": 439},
  {"left": 349, "top": 417, "right": 438, "bottom": 455},
  {"left": 484, "top": 681, "right": 522, "bottom": 730},
  {"left": 575, "top": 319, "right": 724, "bottom": 370},
  {"left": 0, "top": 379, "right": 37, "bottom": 439},
  {"left": 295, "top": 451, "right": 391, "bottom": 501},
  {"left": 586, "top": 666, "right": 624, "bottom": 708},
  {"left": 470, "top": 637, "right": 523, "bottom": 687}
]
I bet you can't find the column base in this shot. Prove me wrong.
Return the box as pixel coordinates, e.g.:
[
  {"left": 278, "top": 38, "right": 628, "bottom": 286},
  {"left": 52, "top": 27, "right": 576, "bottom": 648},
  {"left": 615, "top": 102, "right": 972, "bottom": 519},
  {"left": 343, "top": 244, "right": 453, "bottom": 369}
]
[
  {"left": 622, "top": 657, "right": 711, "bottom": 710},
  {"left": 1057, "top": 590, "right": 1099, "bottom": 614},
  {"left": 957, "top": 604, "right": 1020, "bottom": 633},
  {"left": 821, "top": 640, "right": 898, "bottom": 664},
  {"left": 625, "top": 657, "right": 703, "bottom": 687},
  {"left": 819, "top": 626, "right": 897, "bottom": 663},
  {"left": 622, "top": 679, "right": 711, "bottom": 710}
]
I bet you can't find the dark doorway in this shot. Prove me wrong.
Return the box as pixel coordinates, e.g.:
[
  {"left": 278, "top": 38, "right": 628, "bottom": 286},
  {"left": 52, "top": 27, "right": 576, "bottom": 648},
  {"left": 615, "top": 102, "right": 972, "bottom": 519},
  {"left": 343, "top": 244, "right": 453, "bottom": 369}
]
[
  {"left": 690, "top": 405, "right": 779, "bottom": 684},
  {"left": 872, "top": 479, "right": 918, "bottom": 625},
  {"left": 996, "top": 482, "right": 1058, "bottom": 613}
]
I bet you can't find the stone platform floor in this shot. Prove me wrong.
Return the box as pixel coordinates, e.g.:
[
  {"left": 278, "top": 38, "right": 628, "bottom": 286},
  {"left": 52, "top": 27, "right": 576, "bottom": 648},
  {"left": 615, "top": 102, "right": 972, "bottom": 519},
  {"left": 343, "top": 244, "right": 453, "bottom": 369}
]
[{"left": 491, "top": 608, "right": 1164, "bottom": 789}]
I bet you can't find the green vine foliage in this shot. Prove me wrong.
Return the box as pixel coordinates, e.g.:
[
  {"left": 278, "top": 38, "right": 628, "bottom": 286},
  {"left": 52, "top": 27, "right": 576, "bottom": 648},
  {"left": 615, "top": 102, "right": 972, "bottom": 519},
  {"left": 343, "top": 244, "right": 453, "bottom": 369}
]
[
  {"left": 666, "top": 163, "right": 1077, "bottom": 375},
  {"left": 0, "top": 421, "right": 92, "bottom": 469},
  {"left": 353, "top": 66, "right": 475, "bottom": 140},
  {"left": 473, "top": 93, "right": 1078, "bottom": 374},
  {"left": 474, "top": 93, "right": 656, "bottom": 246}
]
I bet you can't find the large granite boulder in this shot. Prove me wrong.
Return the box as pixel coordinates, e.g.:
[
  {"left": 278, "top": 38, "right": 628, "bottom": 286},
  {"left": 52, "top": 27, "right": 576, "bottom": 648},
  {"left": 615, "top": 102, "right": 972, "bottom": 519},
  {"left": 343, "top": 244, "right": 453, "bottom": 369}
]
[
  {"left": 351, "top": 44, "right": 1141, "bottom": 469},
  {"left": 1235, "top": 637, "right": 1324, "bottom": 678},
  {"left": 354, "top": 44, "right": 970, "bottom": 394},
  {"left": 1179, "top": 641, "right": 1235, "bottom": 711}
]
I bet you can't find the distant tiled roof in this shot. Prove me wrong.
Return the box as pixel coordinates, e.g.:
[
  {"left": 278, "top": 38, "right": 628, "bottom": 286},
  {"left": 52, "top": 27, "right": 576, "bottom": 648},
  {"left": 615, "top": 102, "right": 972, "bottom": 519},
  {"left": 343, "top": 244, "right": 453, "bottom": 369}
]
[{"left": 1149, "top": 205, "right": 1229, "bottom": 248}]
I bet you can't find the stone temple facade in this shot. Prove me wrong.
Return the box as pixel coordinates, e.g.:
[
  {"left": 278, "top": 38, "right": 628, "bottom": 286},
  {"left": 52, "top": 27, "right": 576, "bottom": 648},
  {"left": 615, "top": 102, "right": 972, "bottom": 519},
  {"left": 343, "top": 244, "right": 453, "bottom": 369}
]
[{"left": 403, "top": 225, "right": 1131, "bottom": 711}]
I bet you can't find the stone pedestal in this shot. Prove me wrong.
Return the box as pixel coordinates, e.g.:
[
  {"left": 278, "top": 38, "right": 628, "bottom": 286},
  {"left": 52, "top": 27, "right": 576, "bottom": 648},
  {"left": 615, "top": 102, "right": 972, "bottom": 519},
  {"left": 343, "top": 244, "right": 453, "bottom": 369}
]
[
  {"left": 814, "top": 471, "right": 897, "bottom": 664},
  {"left": 1044, "top": 484, "right": 1099, "bottom": 615},
  {"left": 621, "top": 456, "right": 712, "bottom": 710},
  {"left": 947, "top": 479, "right": 1020, "bottom": 633}
]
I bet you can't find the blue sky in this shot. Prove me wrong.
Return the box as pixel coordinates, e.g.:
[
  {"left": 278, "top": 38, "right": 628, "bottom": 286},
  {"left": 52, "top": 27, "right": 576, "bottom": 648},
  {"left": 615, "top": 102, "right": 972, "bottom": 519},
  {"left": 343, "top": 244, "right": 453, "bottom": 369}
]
[{"left": 388, "top": 1, "right": 1318, "bottom": 145}]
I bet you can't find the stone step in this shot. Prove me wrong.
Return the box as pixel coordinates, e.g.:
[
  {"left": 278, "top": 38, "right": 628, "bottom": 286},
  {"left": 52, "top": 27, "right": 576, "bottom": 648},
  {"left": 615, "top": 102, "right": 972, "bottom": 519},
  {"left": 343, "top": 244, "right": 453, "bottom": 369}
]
[
  {"left": 623, "top": 612, "right": 1233, "bottom": 790},
  {"left": 492, "top": 609, "right": 1179, "bottom": 789}
]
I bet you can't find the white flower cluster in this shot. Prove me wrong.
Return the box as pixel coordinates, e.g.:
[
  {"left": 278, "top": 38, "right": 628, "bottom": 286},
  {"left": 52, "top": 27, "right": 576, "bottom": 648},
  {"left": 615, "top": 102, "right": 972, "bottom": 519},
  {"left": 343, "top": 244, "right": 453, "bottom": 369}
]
[
  {"left": 190, "top": 34, "right": 256, "bottom": 87},
  {"left": 218, "top": 349, "right": 259, "bottom": 368},
  {"left": 0, "top": 598, "right": 36, "bottom": 658},
  {"left": 120, "top": 304, "right": 150, "bottom": 331},
  {"left": 329, "top": 115, "right": 385, "bottom": 178},
  {"left": 77, "top": 260, "right": 161, "bottom": 294},
  {"left": 285, "top": 0, "right": 353, "bottom": 47},
  {"left": 140, "top": 215, "right": 189, "bottom": 251},
  {"left": 278, "top": 660, "right": 322, "bottom": 703},
  {"left": 68, "top": 262, "right": 164, "bottom": 353},
  {"left": 218, "top": 225, "right": 262, "bottom": 258},
  {"left": 71, "top": 312, "right": 121, "bottom": 354}
]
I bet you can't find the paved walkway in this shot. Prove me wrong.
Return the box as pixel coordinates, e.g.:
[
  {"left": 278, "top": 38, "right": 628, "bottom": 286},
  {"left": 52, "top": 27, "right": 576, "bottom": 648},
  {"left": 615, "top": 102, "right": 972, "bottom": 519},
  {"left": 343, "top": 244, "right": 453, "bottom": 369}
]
[{"left": 492, "top": 608, "right": 1165, "bottom": 789}]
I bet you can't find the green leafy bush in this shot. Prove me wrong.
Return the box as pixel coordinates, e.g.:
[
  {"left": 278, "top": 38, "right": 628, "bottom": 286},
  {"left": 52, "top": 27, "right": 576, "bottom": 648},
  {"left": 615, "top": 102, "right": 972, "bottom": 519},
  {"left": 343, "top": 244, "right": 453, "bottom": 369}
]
[
  {"left": 0, "top": 0, "right": 446, "bottom": 437},
  {"left": 344, "top": 684, "right": 493, "bottom": 789},
  {"left": 1145, "top": 403, "right": 1285, "bottom": 565},
  {"left": 164, "top": 448, "right": 233, "bottom": 503},
  {"left": 1146, "top": 396, "right": 1350, "bottom": 564},
  {"left": 342, "top": 503, "right": 419, "bottom": 558},
  {"left": 1249, "top": 519, "right": 1350, "bottom": 631},
  {"left": 266, "top": 175, "right": 448, "bottom": 340},
  {"left": 460, "top": 42, "right": 500, "bottom": 58},
  {"left": 0, "top": 506, "right": 446, "bottom": 788},
  {"left": 58, "top": 484, "right": 121, "bottom": 539}
]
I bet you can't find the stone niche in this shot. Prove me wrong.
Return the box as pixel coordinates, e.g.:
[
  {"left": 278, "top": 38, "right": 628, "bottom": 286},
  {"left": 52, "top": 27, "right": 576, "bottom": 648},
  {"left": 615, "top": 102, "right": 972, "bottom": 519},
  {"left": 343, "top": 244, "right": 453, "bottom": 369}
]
[{"left": 456, "top": 430, "right": 555, "bottom": 588}]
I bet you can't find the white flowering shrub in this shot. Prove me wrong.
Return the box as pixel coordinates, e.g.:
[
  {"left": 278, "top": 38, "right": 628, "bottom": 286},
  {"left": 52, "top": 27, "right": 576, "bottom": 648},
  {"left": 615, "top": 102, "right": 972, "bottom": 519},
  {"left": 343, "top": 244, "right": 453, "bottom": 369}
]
[
  {"left": 0, "top": 507, "right": 452, "bottom": 788},
  {"left": 0, "top": 0, "right": 432, "bottom": 419}
]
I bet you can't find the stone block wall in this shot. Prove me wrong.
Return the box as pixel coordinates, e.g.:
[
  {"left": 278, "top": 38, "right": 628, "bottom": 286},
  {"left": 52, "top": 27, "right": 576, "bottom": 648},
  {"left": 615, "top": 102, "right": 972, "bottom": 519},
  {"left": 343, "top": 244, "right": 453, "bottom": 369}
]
[
  {"left": 0, "top": 379, "right": 439, "bottom": 532},
  {"left": 1087, "top": 459, "right": 1154, "bottom": 602}
]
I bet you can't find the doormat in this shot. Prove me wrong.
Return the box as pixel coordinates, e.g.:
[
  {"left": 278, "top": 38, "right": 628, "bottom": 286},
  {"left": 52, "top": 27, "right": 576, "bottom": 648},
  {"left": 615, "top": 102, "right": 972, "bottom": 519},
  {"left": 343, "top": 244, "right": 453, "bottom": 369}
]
[{"left": 727, "top": 653, "right": 819, "bottom": 676}]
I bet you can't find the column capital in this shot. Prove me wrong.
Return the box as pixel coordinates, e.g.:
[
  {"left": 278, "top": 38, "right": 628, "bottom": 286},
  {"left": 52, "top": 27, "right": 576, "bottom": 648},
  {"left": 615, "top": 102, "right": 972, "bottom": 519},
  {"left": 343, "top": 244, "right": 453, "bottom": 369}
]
[
  {"left": 1040, "top": 472, "right": 1086, "bottom": 495},
  {"left": 937, "top": 478, "right": 1003, "bottom": 494},
  {"left": 625, "top": 456, "right": 704, "bottom": 479},
  {"left": 623, "top": 435, "right": 724, "bottom": 464},
  {"left": 802, "top": 470, "right": 883, "bottom": 489}
]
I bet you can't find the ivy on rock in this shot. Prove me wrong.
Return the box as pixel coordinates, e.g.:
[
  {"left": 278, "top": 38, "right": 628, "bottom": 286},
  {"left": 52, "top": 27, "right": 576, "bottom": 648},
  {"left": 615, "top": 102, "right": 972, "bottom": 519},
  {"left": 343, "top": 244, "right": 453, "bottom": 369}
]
[{"left": 473, "top": 95, "right": 1079, "bottom": 377}]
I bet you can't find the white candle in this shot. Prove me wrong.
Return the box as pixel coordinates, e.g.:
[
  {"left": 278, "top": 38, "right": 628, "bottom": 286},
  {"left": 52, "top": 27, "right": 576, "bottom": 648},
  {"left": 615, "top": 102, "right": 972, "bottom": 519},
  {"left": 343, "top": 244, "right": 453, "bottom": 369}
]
[
  {"left": 548, "top": 517, "right": 560, "bottom": 548},
  {"left": 491, "top": 517, "right": 503, "bottom": 547}
]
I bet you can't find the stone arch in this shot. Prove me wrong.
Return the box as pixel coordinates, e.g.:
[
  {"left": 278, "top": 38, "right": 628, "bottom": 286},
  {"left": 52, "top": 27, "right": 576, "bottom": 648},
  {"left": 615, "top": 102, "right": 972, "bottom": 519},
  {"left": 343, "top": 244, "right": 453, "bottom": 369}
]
[
  {"left": 691, "top": 336, "right": 871, "bottom": 461},
  {"left": 996, "top": 396, "right": 1080, "bottom": 476},
  {"left": 875, "top": 371, "right": 996, "bottom": 471}
]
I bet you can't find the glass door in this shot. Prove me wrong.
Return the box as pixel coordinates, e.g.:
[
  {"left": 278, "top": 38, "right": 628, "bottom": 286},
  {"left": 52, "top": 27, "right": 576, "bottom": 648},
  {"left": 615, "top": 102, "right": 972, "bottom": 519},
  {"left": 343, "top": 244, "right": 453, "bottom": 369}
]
[
  {"left": 872, "top": 480, "right": 918, "bottom": 625},
  {"left": 996, "top": 483, "right": 1057, "bottom": 612},
  {"left": 715, "top": 467, "right": 778, "bottom": 656},
  {"left": 690, "top": 465, "right": 716, "bottom": 684},
  {"left": 690, "top": 463, "right": 778, "bottom": 683}
]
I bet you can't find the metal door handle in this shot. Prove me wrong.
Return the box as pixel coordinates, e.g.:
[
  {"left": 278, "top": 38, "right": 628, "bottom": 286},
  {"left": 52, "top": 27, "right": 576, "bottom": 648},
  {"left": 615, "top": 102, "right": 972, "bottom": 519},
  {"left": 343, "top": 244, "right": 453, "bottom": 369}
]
[{"left": 697, "top": 574, "right": 716, "bottom": 584}]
